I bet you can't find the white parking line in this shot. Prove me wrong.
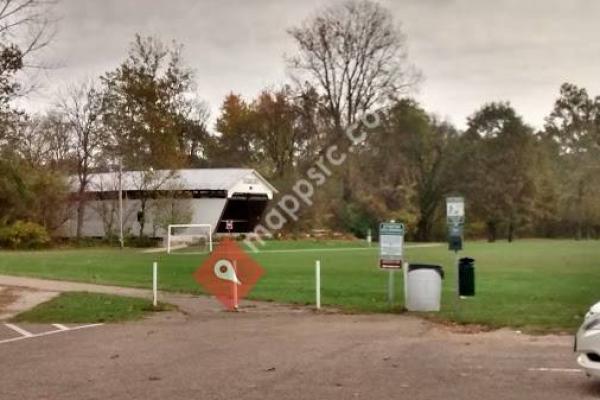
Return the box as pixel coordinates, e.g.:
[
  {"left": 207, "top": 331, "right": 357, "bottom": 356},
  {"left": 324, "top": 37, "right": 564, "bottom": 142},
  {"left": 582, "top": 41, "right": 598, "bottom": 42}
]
[
  {"left": 527, "top": 367, "right": 581, "bottom": 373},
  {"left": 4, "top": 323, "right": 33, "bottom": 337},
  {"left": 0, "top": 323, "right": 103, "bottom": 345},
  {"left": 52, "top": 324, "right": 70, "bottom": 331}
]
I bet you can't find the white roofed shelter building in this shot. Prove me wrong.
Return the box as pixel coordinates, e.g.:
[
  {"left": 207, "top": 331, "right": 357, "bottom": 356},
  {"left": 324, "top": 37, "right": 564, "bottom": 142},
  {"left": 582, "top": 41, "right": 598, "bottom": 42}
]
[{"left": 60, "top": 169, "right": 277, "bottom": 239}]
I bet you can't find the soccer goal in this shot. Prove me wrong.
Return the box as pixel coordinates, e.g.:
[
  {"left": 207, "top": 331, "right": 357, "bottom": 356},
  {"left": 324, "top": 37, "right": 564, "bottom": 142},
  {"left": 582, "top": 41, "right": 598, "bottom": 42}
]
[{"left": 167, "top": 224, "right": 213, "bottom": 254}]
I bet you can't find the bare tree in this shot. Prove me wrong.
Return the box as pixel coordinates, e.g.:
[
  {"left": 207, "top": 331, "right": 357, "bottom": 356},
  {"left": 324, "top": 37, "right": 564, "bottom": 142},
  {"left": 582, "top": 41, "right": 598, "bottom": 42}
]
[
  {"left": 131, "top": 169, "right": 177, "bottom": 238},
  {"left": 179, "top": 98, "right": 211, "bottom": 166},
  {"left": 55, "top": 80, "right": 106, "bottom": 239},
  {"left": 150, "top": 180, "right": 192, "bottom": 238},
  {"left": 1, "top": 112, "right": 41, "bottom": 161},
  {"left": 41, "top": 111, "right": 71, "bottom": 168},
  {"left": 287, "top": 0, "right": 419, "bottom": 202},
  {"left": 89, "top": 171, "right": 136, "bottom": 240},
  {"left": 0, "top": 110, "right": 77, "bottom": 174},
  {"left": 0, "top": 0, "right": 58, "bottom": 100},
  {"left": 287, "top": 0, "right": 419, "bottom": 132},
  {"left": 0, "top": 0, "right": 57, "bottom": 59}
]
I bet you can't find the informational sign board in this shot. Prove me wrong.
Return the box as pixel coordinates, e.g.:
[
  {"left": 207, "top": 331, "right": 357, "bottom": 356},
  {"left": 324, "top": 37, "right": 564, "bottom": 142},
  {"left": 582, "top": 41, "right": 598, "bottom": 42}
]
[
  {"left": 446, "top": 196, "right": 465, "bottom": 224},
  {"left": 446, "top": 196, "right": 465, "bottom": 252},
  {"left": 225, "top": 220, "right": 234, "bottom": 231},
  {"left": 379, "top": 222, "right": 405, "bottom": 269}
]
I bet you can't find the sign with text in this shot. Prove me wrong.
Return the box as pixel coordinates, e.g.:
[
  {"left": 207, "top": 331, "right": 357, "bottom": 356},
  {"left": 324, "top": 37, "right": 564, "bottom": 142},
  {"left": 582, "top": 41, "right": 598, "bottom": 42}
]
[
  {"left": 446, "top": 196, "right": 465, "bottom": 224},
  {"left": 446, "top": 196, "right": 465, "bottom": 251},
  {"left": 379, "top": 222, "right": 405, "bottom": 269}
]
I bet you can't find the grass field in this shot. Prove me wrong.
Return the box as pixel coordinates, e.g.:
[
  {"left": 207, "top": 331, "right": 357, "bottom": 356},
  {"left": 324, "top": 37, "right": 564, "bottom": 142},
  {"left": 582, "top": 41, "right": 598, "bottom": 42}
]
[
  {"left": 0, "top": 239, "right": 598, "bottom": 332},
  {"left": 12, "top": 292, "right": 165, "bottom": 323}
]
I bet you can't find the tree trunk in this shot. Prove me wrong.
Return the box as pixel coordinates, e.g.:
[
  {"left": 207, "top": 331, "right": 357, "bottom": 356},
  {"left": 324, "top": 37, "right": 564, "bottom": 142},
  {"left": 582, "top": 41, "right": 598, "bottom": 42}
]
[
  {"left": 415, "top": 210, "right": 435, "bottom": 242},
  {"left": 138, "top": 199, "right": 147, "bottom": 238},
  {"left": 415, "top": 218, "right": 429, "bottom": 242},
  {"left": 486, "top": 221, "right": 497, "bottom": 242},
  {"left": 76, "top": 193, "right": 86, "bottom": 239},
  {"left": 576, "top": 179, "right": 584, "bottom": 240},
  {"left": 507, "top": 217, "right": 514, "bottom": 243}
]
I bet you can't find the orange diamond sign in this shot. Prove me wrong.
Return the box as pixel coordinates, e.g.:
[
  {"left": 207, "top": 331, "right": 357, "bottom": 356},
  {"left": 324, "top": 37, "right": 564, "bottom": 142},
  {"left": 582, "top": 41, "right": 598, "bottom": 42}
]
[{"left": 193, "top": 238, "right": 264, "bottom": 310}]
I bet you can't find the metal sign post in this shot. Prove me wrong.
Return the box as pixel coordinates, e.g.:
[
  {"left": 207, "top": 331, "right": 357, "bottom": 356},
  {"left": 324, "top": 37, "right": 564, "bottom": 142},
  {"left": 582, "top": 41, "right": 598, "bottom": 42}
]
[
  {"left": 388, "top": 270, "right": 395, "bottom": 305},
  {"left": 379, "top": 222, "right": 405, "bottom": 308}
]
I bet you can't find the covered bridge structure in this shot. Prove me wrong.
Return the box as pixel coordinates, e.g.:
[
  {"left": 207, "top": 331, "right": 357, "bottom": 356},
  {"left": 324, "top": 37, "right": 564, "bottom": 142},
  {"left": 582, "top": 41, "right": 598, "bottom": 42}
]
[{"left": 61, "top": 168, "right": 277, "bottom": 238}]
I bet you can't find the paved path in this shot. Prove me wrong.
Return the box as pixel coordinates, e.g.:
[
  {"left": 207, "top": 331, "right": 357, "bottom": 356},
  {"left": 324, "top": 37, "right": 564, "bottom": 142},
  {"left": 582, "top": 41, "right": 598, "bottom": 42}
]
[
  {"left": 0, "top": 274, "right": 310, "bottom": 316},
  {"left": 0, "top": 275, "right": 155, "bottom": 298}
]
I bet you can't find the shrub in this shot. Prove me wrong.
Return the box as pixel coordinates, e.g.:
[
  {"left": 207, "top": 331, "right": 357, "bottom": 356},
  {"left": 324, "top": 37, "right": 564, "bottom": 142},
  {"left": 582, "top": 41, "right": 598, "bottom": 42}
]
[
  {"left": 338, "top": 203, "right": 378, "bottom": 239},
  {"left": 125, "top": 235, "right": 161, "bottom": 248},
  {"left": 0, "top": 221, "right": 51, "bottom": 249}
]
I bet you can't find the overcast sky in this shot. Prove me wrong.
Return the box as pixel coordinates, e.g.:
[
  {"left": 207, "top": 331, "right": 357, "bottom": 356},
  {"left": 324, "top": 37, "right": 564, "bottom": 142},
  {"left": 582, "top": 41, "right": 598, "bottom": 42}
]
[{"left": 21, "top": 0, "right": 600, "bottom": 130}]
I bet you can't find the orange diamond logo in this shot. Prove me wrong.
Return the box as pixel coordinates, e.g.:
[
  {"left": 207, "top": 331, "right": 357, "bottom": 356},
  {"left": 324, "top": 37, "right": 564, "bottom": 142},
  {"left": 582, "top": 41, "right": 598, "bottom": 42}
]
[{"left": 193, "top": 238, "right": 264, "bottom": 310}]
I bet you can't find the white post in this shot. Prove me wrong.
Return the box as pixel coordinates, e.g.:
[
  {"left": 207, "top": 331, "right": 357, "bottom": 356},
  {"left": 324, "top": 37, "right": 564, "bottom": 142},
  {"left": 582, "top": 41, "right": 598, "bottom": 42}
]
[
  {"left": 208, "top": 227, "right": 213, "bottom": 253},
  {"left": 118, "top": 160, "right": 124, "bottom": 249},
  {"left": 456, "top": 250, "right": 460, "bottom": 299},
  {"left": 388, "top": 270, "right": 395, "bottom": 306},
  {"left": 152, "top": 262, "right": 158, "bottom": 307},
  {"left": 315, "top": 260, "right": 321, "bottom": 310},
  {"left": 367, "top": 229, "right": 372, "bottom": 247},
  {"left": 403, "top": 261, "right": 409, "bottom": 307},
  {"left": 167, "top": 226, "right": 171, "bottom": 254},
  {"left": 233, "top": 260, "right": 239, "bottom": 310}
]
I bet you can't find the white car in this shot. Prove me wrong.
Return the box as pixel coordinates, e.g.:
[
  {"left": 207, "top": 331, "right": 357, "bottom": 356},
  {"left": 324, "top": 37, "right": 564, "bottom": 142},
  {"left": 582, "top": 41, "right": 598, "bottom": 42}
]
[{"left": 575, "top": 301, "right": 600, "bottom": 377}]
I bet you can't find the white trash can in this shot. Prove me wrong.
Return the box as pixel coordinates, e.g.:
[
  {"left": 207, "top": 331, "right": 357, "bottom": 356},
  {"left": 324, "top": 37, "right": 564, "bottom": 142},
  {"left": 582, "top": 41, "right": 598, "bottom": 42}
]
[{"left": 406, "top": 264, "right": 444, "bottom": 312}]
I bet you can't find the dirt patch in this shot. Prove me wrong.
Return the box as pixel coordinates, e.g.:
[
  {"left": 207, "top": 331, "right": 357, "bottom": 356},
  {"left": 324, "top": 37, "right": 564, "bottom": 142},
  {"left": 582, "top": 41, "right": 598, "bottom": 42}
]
[
  {"left": 0, "top": 286, "right": 60, "bottom": 320},
  {"left": 426, "top": 317, "right": 497, "bottom": 334},
  {"left": 0, "top": 287, "right": 19, "bottom": 309}
]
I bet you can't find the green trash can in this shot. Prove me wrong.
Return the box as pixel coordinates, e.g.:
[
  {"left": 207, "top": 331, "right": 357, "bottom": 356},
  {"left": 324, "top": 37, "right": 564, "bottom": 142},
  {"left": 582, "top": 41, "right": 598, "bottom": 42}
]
[{"left": 458, "top": 257, "right": 475, "bottom": 297}]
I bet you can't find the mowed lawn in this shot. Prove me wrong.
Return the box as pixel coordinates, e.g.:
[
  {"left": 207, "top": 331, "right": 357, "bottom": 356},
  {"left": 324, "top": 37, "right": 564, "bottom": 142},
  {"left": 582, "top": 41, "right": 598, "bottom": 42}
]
[
  {"left": 0, "top": 239, "right": 598, "bottom": 332},
  {"left": 12, "top": 292, "right": 165, "bottom": 324}
]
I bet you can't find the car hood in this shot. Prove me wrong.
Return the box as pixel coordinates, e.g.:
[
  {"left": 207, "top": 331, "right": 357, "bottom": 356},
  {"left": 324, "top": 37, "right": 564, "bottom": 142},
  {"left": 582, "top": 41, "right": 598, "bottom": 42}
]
[{"left": 586, "top": 301, "right": 600, "bottom": 320}]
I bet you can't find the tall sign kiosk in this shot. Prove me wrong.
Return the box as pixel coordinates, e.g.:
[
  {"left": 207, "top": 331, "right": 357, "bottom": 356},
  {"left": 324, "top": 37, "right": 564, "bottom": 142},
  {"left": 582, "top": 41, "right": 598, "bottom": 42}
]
[
  {"left": 446, "top": 196, "right": 465, "bottom": 298},
  {"left": 379, "top": 221, "right": 406, "bottom": 307}
]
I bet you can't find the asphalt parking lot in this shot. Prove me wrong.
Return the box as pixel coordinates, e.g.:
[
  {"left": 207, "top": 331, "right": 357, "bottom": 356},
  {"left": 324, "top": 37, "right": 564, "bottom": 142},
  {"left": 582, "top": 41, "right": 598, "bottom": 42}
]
[{"left": 0, "top": 297, "right": 597, "bottom": 400}]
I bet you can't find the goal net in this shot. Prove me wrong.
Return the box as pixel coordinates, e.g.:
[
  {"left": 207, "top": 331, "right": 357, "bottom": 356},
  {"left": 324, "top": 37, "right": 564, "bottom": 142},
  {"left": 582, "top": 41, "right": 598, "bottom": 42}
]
[{"left": 167, "top": 224, "right": 213, "bottom": 254}]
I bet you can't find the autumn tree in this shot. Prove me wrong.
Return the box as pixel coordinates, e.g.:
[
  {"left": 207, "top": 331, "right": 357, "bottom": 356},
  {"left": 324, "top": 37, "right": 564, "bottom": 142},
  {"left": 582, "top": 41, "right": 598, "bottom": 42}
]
[
  {"left": 101, "top": 34, "right": 208, "bottom": 170},
  {"left": 460, "top": 103, "right": 539, "bottom": 242},
  {"left": 208, "top": 93, "right": 257, "bottom": 168},
  {"left": 253, "top": 86, "right": 330, "bottom": 180},
  {"left": 0, "top": 154, "right": 67, "bottom": 231},
  {"left": 352, "top": 99, "right": 455, "bottom": 240},
  {"left": 544, "top": 83, "right": 600, "bottom": 239}
]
